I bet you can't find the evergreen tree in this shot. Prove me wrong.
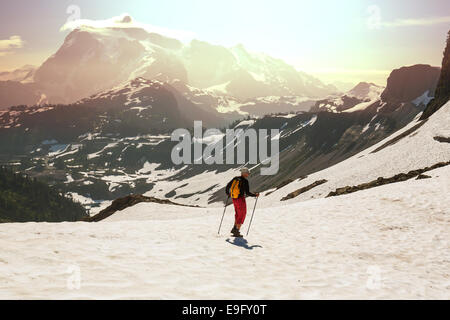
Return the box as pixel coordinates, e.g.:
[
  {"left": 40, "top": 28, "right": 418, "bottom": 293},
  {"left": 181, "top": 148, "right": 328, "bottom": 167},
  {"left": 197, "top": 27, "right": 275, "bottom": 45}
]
[{"left": 0, "top": 166, "right": 87, "bottom": 223}]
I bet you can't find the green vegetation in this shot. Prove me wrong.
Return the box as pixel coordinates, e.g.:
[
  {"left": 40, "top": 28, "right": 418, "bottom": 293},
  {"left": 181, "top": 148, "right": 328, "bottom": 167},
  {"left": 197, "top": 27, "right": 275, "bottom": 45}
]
[{"left": 0, "top": 166, "right": 87, "bottom": 223}]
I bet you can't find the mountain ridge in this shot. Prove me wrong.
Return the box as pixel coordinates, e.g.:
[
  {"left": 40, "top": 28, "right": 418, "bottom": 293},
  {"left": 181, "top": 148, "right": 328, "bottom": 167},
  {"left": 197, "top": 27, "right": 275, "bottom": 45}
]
[{"left": 0, "top": 19, "right": 337, "bottom": 109}]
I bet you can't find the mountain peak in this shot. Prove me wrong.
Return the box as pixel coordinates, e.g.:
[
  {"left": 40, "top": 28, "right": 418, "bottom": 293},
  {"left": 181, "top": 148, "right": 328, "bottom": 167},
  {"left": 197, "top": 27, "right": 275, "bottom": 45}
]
[
  {"left": 8, "top": 15, "right": 337, "bottom": 106},
  {"left": 347, "top": 82, "right": 384, "bottom": 100},
  {"left": 381, "top": 64, "right": 440, "bottom": 104}
]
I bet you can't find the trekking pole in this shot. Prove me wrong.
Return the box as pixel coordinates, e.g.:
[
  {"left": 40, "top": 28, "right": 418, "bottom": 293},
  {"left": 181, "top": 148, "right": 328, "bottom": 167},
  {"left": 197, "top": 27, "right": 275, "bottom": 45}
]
[
  {"left": 246, "top": 196, "right": 259, "bottom": 236},
  {"left": 218, "top": 196, "right": 230, "bottom": 235}
]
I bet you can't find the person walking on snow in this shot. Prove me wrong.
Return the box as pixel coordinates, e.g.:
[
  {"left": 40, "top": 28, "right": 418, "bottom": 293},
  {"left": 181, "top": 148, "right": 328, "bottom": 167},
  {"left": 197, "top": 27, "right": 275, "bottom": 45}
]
[{"left": 225, "top": 167, "right": 260, "bottom": 238}]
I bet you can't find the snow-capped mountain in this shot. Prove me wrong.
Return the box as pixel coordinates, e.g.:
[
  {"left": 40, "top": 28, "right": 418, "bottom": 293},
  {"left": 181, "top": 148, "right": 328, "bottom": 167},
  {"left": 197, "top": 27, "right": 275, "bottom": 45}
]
[
  {"left": 26, "top": 17, "right": 336, "bottom": 106},
  {"left": 0, "top": 77, "right": 230, "bottom": 140},
  {"left": 311, "top": 82, "right": 384, "bottom": 113},
  {"left": 0, "top": 63, "right": 436, "bottom": 209},
  {"left": 169, "top": 79, "right": 316, "bottom": 117},
  {"left": 347, "top": 82, "right": 384, "bottom": 100},
  {"left": 311, "top": 65, "right": 440, "bottom": 114}
]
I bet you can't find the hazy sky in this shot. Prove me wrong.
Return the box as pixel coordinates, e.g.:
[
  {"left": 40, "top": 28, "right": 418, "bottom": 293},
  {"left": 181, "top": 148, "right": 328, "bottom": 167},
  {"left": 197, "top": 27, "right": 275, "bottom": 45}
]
[{"left": 0, "top": 0, "right": 449, "bottom": 85}]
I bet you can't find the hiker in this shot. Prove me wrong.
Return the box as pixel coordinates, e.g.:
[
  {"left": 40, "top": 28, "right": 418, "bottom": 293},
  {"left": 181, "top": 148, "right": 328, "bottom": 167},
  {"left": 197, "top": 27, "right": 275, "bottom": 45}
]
[{"left": 225, "top": 167, "right": 260, "bottom": 237}]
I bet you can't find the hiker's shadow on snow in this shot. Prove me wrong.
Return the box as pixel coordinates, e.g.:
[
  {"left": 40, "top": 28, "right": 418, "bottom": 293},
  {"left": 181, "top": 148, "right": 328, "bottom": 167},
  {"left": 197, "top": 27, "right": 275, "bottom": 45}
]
[{"left": 226, "top": 238, "right": 262, "bottom": 250}]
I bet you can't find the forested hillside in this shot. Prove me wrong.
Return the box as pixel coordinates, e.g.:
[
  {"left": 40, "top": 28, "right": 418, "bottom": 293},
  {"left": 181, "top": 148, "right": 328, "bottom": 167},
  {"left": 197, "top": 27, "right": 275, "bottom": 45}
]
[{"left": 0, "top": 166, "right": 87, "bottom": 222}]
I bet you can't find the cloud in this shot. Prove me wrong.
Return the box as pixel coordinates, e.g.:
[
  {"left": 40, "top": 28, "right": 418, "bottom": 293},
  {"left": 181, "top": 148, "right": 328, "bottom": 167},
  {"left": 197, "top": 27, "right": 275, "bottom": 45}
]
[
  {"left": 60, "top": 13, "right": 196, "bottom": 41},
  {"left": 366, "top": 5, "right": 450, "bottom": 30},
  {"left": 0, "top": 35, "right": 25, "bottom": 55},
  {"left": 381, "top": 15, "right": 450, "bottom": 27}
]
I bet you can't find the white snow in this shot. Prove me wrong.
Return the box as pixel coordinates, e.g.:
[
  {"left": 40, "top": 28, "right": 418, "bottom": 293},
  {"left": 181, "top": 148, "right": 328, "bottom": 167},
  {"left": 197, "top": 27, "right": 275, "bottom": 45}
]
[
  {"left": 0, "top": 102, "right": 448, "bottom": 300},
  {"left": 308, "top": 115, "right": 318, "bottom": 126},
  {"left": 263, "top": 101, "right": 450, "bottom": 205},
  {"left": 412, "top": 90, "right": 433, "bottom": 107},
  {"left": 347, "top": 83, "right": 384, "bottom": 101},
  {"left": 67, "top": 192, "right": 94, "bottom": 205},
  {"left": 143, "top": 168, "right": 236, "bottom": 207},
  {"left": 343, "top": 100, "right": 377, "bottom": 113},
  {"left": 87, "top": 142, "right": 119, "bottom": 160},
  {"left": 234, "top": 120, "right": 256, "bottom": 128},
  {"left": 288, "top": 115, "right": 317, "bottom": 135},
  {"left": 361, "top": 123, "right": 371, "bottom": 134},
  {"left": 275, "top": 113, "right": 298, "bottom": 119},
  {"left": 48, "top": 144, "right": 70, "bottom": 157},
  {"left": 129, "top": 106, "right": 152, "bottom": 115},
  {"left": 137, "top": 161, "right": 160, "bottom": 174},
  {"left": 0, "top": 166, "right": 448, "bottom": 299},
  {"left": 206, "top": 81, "right": 231, "bottom": 95}
]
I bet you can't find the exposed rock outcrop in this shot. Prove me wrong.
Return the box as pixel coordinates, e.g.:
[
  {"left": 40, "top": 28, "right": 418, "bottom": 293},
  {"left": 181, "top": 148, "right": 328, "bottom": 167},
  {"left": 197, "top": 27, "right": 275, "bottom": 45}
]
[
  {"left": 421, "top": 30, "right": 450, "bottom": 120},
  {"left": 434, "top": 136, "right": 450, "bottom": 143},
  {"left": 326, "top": 161, "right": 450, "bottom": 197},
  {"left": 84, "top": 194, "right": 198, "bottom": 222},
  {"left": 281, "top": 179, "right": 327, "bottom": 201},
  {"left": 381, "top": 64, "right": 440, "bottom": 104}
]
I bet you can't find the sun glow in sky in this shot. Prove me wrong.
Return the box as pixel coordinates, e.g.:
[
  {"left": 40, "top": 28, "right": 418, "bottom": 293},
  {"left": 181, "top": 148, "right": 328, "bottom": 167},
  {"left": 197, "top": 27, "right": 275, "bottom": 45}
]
[{"left": 0, "top": 0, "right": 449, "bottom": 86}]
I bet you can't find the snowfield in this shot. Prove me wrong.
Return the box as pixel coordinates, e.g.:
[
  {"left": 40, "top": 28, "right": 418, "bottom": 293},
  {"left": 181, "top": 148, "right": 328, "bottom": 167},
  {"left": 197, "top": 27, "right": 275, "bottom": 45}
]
[
  {"left": 262, "top": 101, "right": 450, "bottom": 205},
  {"left": 0, "top": 167, "right": 450, "bottom": 299},
  {"left": 0, "top": 164, "right": 449, "bottom": 299},
  {"left": 0, "top": 103, "right": 449, "bottom": 300}
]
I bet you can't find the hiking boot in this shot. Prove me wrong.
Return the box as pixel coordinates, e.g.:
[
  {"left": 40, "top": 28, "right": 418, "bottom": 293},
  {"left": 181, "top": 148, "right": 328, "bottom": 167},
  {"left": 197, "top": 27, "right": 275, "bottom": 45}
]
[{"left": 232, "top": 229, "right": 243, "bottom": 238}]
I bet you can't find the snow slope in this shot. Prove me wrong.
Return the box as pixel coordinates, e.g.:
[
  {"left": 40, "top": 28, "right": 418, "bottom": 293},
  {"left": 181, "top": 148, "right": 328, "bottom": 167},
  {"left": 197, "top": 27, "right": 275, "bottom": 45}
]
[
  {"left": 262, "top": 100, "right": 450, "bottom": 205},
  {"left": 0, "top": 103, "right": 448, "bottom": 300},
  {"left": 0, "top": 164, "right": 448, "bottom": 299},
  {"left": 141, "top": 100, "right": 450, "bottom": 208}
]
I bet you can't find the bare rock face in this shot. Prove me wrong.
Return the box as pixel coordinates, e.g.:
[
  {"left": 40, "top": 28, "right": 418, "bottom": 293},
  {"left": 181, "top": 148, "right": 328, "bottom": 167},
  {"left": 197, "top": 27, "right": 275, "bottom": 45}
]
[
  {"left": 381, "top": 64, "right": 440, "bottom": 104},
  {"left": 421, "top": 30, "right": 450, "bottom": 120},
  {"left": 281, "top": 179, "right": 327, "bottom": 201}
]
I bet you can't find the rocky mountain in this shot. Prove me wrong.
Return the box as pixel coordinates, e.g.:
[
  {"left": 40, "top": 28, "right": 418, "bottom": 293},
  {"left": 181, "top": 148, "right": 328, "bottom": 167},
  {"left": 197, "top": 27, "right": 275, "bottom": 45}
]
[
  {"left": 0, "top": 17, "right": 335, "bottom": 108},
  {"left": 311, "top": 65, "right": 440, "bottom": 115},
  {"left": 135, "top": 65, "right": 441, "bottom": 205},
  {"left": 0, "top": 77, "right": 231, "bottom": 159},
  {"left": 0, "top": 61, "right": 440, "bottom": 209},
  {"left": 421, "top": 30, "right": 450, "bottom": 120},
  {"left": 348, "top": 81, "right": 384, "bottom": 100},
  {"left": 381, "top": 64, "right": 440, "bottom": 104},
  {"left": 0, "top": 60, "right": 442, "bottom": 210},
  {"left": 169, "top": 79, "right": 316, "bottom": 117},
  {"left": 311, "top": 82, "right": 384, "bottom": 113}
]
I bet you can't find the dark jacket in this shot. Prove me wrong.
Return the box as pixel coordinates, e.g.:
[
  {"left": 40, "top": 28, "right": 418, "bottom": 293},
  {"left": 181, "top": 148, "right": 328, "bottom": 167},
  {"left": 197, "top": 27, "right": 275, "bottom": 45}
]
[{"left": 225, "top": 176, "right": 257, "bottom": 198}]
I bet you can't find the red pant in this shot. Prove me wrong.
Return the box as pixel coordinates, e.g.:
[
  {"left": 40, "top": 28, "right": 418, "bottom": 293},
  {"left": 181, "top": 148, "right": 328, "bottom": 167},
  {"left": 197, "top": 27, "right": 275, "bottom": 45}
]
[{"left": 232, "top": 197, "right": 247, "bottom": 225}]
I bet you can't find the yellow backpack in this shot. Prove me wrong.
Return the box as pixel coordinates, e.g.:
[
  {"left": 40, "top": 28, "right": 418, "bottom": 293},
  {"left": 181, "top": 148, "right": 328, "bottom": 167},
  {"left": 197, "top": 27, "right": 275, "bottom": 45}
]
[{"left": 229, "top": 178, "right": 241, "bottom": 199}]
